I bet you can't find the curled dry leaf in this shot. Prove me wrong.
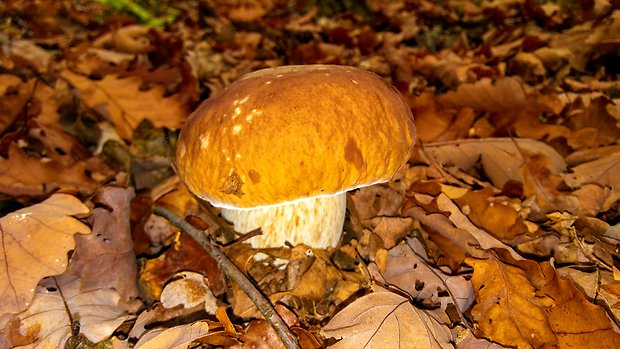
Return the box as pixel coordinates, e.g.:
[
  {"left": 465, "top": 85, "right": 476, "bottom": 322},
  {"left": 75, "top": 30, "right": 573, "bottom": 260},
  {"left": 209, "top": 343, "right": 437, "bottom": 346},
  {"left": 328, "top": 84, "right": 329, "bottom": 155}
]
[
  {"left": 0, "top": 274, "right": 129, "bottom": 348},
  {"left": 61, "top": 70, "right": 189, "bottom": 140},
  {"left": 0, "top": 193, "right": 90, "bottom": 315},
  {"left": 422, "top": 138, "right": 566, "bottom": 189},
  {"left": 321, "top": 289, "right": 453, "bottom": 349},
  {"left": 467, "top": 251, "right": 620, "bottom": 348}
]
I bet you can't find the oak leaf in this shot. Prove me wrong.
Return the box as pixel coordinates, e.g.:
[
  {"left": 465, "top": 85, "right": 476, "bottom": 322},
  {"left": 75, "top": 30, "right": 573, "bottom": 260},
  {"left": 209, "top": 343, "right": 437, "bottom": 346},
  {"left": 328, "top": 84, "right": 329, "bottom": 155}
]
[
  {"left": 61, "top": 70, "right": 189, "bottom": 140},
  {"left": 0, "top": 194, "right": 90, "bottom": 315},
  {"left": 321, "top": 289, "right": 453, "bottom": 349},
  {"left": 66, "top": 187, "right": 139, "bottom": 305}
]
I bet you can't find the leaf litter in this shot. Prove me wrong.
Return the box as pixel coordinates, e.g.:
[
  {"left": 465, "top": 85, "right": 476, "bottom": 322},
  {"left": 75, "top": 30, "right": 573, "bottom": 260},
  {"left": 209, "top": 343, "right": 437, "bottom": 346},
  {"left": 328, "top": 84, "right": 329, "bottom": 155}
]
[{"left": 1, "top": 0, "right": 620, "bottom": 348}]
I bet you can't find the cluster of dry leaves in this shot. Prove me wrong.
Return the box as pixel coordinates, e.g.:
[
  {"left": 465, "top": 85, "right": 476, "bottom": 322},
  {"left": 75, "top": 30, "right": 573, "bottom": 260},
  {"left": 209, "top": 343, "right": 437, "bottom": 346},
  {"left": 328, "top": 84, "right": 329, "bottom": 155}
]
[{"left": 1, "top": 0, "right": 620, "bottom": 348}]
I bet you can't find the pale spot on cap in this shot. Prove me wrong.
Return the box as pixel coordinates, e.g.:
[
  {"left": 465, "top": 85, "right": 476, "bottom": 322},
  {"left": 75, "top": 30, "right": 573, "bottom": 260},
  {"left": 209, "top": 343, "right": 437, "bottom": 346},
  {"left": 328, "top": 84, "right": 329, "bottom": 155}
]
[
  {"left": 232, "top": 125, "right": 242, "bottom": 134},
  {"left": 200, "top": 134, "right": 210, "bottom": 149}
]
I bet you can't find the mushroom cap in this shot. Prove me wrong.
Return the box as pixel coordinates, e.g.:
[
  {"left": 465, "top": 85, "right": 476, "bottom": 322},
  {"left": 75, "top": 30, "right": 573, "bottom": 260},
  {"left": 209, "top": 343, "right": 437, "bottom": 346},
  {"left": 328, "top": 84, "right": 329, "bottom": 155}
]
[{"left": 176, "top": 65, "right": 416, "bottom": 209}]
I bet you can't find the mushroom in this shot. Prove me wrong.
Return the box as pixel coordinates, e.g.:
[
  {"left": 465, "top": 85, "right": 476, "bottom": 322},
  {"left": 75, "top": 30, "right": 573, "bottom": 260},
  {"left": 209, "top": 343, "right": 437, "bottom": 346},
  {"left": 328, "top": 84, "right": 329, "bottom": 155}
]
[{"left": 175, "top": 65, "right": 416, "bottom": 248}]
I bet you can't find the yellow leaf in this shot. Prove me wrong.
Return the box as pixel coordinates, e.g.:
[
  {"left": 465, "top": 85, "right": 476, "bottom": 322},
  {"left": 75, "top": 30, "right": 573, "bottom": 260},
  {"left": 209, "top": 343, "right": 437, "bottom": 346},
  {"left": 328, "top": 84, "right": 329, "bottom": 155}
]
[{"left": 0, "top": 194, "right": 90, "bottom": 314}]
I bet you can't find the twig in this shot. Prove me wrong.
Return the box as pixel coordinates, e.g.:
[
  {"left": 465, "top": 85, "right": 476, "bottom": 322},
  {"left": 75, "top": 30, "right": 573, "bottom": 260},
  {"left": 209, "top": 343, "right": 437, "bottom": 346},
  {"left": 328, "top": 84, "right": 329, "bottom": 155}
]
[{"left": 153, "top": 206, "right": 301, "bottom": 349}]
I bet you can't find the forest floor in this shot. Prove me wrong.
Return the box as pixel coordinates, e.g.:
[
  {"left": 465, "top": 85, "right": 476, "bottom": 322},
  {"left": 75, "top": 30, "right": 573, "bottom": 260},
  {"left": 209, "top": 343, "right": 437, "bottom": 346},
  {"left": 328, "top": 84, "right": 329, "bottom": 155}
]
[{"left": 1, "top": 0, "right": 620, "bottom": 348}]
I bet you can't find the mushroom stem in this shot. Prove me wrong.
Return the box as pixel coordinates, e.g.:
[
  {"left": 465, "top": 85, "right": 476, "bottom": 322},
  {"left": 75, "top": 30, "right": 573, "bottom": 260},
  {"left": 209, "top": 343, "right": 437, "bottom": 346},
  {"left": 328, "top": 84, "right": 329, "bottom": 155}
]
[{"left": 221, "top": 193, "right": 347, "bottom": 248}]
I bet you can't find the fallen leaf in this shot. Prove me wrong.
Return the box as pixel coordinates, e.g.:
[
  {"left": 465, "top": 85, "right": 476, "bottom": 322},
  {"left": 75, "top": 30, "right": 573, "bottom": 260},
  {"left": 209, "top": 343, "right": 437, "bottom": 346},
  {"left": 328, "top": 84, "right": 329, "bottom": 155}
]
[
  {"left": 133, "top": 321, "right": 210, "bottom": 349},
  {"left": 0, "top": 74, "right": 32, "bottom": 134},
  {"left": 367, "top": 216, "right": 415, "bottom": 249},
  {"left": 437, "top": 77, "right": 528, "bottom": 113},
  {"left": 454, "top": 187, "right": 528, "bottom": 241},
  {"left": 467, "top": 252, "right": 620, "bottom": 348},
  {"left": 0, "top": 274, "right": 129, "bottom": 348},
  {"left": 61, "top": 70, "right": 189, "bottom": 140},
  {"left": 0, "top": 193, "right": 90, "bottom": 315},
  {"left": 139, "top": 231, "right": 225, "bottom": 300},
  {"left": 321, "top": 289, "right": 453, "bottom": 348},
  {"left": 66, "top": 187, "right": 139, "bottom": 306},
  {"left": 563, "top": 151, "right": 620, "bottom": 211},
  {"left": 382, "top": 238, "right": 474, "bottom": 315},
  {"left": 422, "top": 138, "right": 566, "bottom": 188},
  {"left": 160, "top": 271, "right": 218, "bottom": 314},
  {"left": 0, "top": 143, "right": 106, "bottom": 197}
]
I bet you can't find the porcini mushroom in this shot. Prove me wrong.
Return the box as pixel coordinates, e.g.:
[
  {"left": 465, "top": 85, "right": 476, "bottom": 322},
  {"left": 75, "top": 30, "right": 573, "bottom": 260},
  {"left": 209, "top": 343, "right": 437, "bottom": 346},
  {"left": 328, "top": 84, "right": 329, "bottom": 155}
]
[{"left": 175, "top": 65, "right": 416, "bottom": 248}]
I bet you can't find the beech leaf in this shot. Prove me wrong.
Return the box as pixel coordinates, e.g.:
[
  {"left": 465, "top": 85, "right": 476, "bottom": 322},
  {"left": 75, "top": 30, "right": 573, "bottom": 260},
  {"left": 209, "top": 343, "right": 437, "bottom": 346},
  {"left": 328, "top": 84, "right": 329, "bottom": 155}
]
[
  {"left": 321, "top": 290, "right": 453, "bottom": 349},
  {"left": 0, "top": 194, "right": 90, "bottom": 315}
]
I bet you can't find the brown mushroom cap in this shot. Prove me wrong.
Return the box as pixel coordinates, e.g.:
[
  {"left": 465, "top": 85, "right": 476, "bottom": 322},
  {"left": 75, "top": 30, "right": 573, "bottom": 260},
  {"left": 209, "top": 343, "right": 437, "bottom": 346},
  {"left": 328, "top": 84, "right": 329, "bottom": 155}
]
[{"left": 176, "top": 65, "right": 416, "bottom": 209}]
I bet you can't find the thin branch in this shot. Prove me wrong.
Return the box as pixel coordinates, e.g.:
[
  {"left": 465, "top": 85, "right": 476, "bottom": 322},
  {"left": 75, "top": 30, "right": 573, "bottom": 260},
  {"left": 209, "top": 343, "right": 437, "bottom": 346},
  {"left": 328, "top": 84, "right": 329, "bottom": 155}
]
[{"left": 153, "top": 206, "right": 301, "bottom": 349}]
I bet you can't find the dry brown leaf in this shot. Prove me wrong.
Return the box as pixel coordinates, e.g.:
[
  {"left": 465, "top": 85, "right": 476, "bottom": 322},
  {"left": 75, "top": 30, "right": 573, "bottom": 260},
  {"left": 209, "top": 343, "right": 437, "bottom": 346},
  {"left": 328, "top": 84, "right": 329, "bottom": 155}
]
[
  {"left": 133, "top": 321, "right": 210, "bottom": 349},
  {"left": 454, "top": 187, "right": 528, "bottom": 241},
  {"left": 0, "top": 143, "right": 106, "bottom": 197},
  {"left": 0, "top": 74, "right": 32, "bottom": 134},
  {"left": 228, "top": 245, "right": 364, "bottom": 321},
  {"left": 321, "top": 289, "right": 453, "bottom": 348},
  {"left": 435, "top": 193, "right": 523, "bottom": 261},
  {"left": 61, "top": 70, "right": 189, "bottom": 140},
  {"left": 467, "top": 252, "right": 620, "bottom": 348},
  {"left": 422, "top": 138, "right": 566, "bottom": 189},
  {"left": 0, "top": 274, "right": 129, "bottom": 348},
  {"left": 565, "top": 96, "right": 620, "bottom": 147},
  {"left": 564, "top": 151, "right": 620, "bottom": 211},
  {"left": 66, "top": 187, "right": 139, "bottom": 305},
  {"left": 160, "top": 271, "right": 218, "bottom": 314},
  {"left": 437, "top": 77, "right": 528, "bottom": 112},
  {"left": 520, "top": 153, "right": 583, "bottom": 215},
  {"left": 139, "top": 231, "right": 224, "bottom": 301},
  {"left": 0, "top": 193, "right": 90, "bottom": 315},
  {"left": 381, "top": 239, "right": 474, "bottom": 315},
  {"left": 367, "top": 216, "right": 415, "bottom": 249}
]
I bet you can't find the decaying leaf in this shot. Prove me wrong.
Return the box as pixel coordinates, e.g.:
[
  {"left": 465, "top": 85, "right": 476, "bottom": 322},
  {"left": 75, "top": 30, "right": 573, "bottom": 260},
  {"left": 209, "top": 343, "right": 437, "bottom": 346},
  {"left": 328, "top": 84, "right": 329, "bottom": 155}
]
[
  {"left": 321, "top": 289, "right": 453, "bottom": 348},
  {"left": 0, "top": 194, "right": 90, "bottom": 315}
]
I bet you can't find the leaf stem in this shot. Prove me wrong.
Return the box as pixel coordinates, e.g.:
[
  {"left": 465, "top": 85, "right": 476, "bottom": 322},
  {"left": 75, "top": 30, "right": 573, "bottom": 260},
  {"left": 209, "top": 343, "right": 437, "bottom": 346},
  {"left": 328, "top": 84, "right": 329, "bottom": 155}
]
[{"left": 153, "top": 206, "right": 301, "bottom": 349}]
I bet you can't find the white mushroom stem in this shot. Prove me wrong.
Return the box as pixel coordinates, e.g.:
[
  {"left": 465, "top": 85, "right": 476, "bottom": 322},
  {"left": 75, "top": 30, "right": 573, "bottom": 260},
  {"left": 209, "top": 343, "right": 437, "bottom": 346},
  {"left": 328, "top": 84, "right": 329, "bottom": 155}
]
[{"left": 220, "top": 193, "right": 347, "bottom": 248}]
